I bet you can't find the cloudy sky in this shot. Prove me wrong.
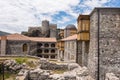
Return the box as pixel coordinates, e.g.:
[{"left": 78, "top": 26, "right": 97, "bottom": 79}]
[{"left": 0, "top": 0, "right": 120, "bottom": 33}]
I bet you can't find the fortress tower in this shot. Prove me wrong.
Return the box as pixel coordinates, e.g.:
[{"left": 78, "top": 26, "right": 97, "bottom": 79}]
[
  {"left": 49, "top": 24, "right": 57, "bottom": 38},
  {"left": 41, "top": 20, "right": 50, "bottom": 37}
]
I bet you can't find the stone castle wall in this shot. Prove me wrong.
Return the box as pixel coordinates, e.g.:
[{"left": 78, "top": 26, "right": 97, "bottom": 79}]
[
  {"left": 88, "top": 8, "right": 120, "bottom": 80},
  {"left": 24, "top": 20, "right": 57, "bottom": 38},
  {"left": 77, "top": 41, "right": 82, "bottom": 66},
  {"left": 64, "top": 40, "right": 77, "bottom": 62},
  {"left": 99, "top": 8, "right": 120, "bottom": 80},
  {"left": 88, "top": 9, "right": 99, "bottom": 80},
  {"left": 50, "top": 24, "right": 57, "bottom": 38},
  {"left": 29, "top": 42, "right": 37, "bottom": 55},
  {"left": 6, "top": 40, "right": 31, "bottom": 55}
]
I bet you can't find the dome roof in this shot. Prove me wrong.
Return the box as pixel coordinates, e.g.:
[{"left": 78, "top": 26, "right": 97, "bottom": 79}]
[{"left": 65, "top": 24, "right": 76, "bottom": 30}]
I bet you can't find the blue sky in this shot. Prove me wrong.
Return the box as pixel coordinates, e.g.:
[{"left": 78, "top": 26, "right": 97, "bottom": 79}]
[{"left": 0, "top": 0, "right": 120, "bottom": 33}]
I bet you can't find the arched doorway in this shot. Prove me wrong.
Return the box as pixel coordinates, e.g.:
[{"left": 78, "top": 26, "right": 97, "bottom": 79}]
[{"left": 23, "top": 44, "right": 28, "bottom": 52}]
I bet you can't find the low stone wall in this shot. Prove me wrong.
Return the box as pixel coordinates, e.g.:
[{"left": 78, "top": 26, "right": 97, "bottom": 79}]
[
  {"left": 40, "top": 58, "right": 80, "bottom": 71},
  {"left": 40, "top": 61, "right": 68, "bottom": 70}
]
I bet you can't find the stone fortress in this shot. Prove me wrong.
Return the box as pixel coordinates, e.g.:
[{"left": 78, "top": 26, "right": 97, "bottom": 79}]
[
  {"left": 0, "top": 7, "right": 120, "bottom": 80},
  {"left": 22, "top": 20, "right": 57, "bottom": 38}
]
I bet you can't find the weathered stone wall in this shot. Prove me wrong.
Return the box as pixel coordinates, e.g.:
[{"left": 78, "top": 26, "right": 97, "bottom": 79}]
[
  {"left": 76, "top": 41, "right": 82, "bottom": 66},
  {"left": 64, "top": 40, "right": 77, "bottom": 62},
  {"left": 88, "top": 9, "right": 98, "bottom": 80},
  {"left": 23, "top": 20, "right": 58, "bottom": 38},
  {"left": 99, "top": 8, "right": 120, "bottom": 80},
  {"left": 50, "top": 24, "right": 57, "bottom": 38},
  {"left": 29, "top": 42, "right": 37, "bottom": 55},
  {"left": 82, "top": 41, "right": 89, "bottom": 67},
  {"left": 6, "top": 40, "right": 31, "bottom": 55},
  {"left": 88, "top": 8, "right": 120, "bottom": 80},
  {"left": 105, "top": 73, "right": 119, "bottom": 80}
]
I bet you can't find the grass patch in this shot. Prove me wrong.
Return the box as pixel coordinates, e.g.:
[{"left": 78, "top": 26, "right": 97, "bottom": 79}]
[
  {"left": 15, "top": 57, "right": 28, "bottom": 64},
  {"left": 26, "top": 61, "right": 37, "bottom": 68},
  {"left": 52, "top": 69, "right": 68, "bottom": 74},
  {"left": 0, "top": 72, "right": 16, "bottom": 80}
]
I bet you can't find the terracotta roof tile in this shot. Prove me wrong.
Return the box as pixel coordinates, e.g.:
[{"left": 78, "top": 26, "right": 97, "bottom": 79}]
[
  {"left": 0, "top": 33, "right": 57, "bottom": 42},
  {"left": 0, "top": 33, "right": 30, "bottom": 41},
  {"left": 29, "top": 37, "right": 57, "bottom": 42},
  {"left": 61, "top": 34, "right": 77, "bottom": 41}
]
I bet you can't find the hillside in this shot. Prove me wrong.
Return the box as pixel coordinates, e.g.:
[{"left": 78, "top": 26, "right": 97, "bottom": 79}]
[{"left": 0, "top": 31, "right": 10, "bottom": 36}]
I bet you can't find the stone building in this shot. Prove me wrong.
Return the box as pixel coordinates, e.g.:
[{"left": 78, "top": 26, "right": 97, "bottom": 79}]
[
  {"left": 57, "top": 39, "right": 64, "bottom": 61},
  {"left": 0, "top": 33, "right": 57, "bottom": 59},
  {"left": 63, "top": 34, "right": 77, "bottom": 62},
  {"left": 0, "top": 34, "right": 36, "bottom": 56},
  {"left": 88, "top": 8, "right": 120, "bottom": 80},
  {"left": 76, "top": 8, "right": 120, "bottom": 80},
  {"left": 77, "top": 15, "right": 90, "bottom": 67},
  {"left": 64, "top": 24, "right": 77, "bottom": 38},
  {"left": 30, "top": 37, "right": 57, "bottom": 59},
  {"left": 22, "top": 20, "right": 57, "bottom": 38},
  {"left": 57, "top": 34, "right": 77, "bottom": 62}
]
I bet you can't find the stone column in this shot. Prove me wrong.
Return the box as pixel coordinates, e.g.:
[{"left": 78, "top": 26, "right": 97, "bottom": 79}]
[
  {"left": 57, "top": 50, "right": 60, "bottom": 60},
  {"left": 1, "top": 36, "right": 7, "bottom": 56},
  {"left": 76, "top": 41, "right": 82, "bottom": 66},
  {"left": 49, "top": 55, "right": 51, "bottom": 59}
]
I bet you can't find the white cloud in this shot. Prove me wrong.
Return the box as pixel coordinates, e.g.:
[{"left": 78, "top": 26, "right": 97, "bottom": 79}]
[
  {"left": 0, "top": 0, "right": 80, "bottom": 33},
  {"left": 0, "top": 0, "right": 114, "bottom": 33}
]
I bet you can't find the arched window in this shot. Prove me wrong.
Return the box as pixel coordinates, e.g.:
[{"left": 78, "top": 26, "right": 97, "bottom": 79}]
[
  {"left": 37, "top": 54, "right": 42, "bottom": 57},
  {"left": 37, "top": 49, "right": 42, "bottom": 53},
  {"left": 51, "top": 49, "right": 55, "bottom": 53},
  {"left": 23, "top": 44, "right": 28, "bottom": 52},
  {"left": 51, "top": 55, "right": 55, "bottom": 59},
  {"left": 37, "top": 43, "right": 42, "bottom": 47},
  {"left": 44, "top": 55, "right": 49, "bottom": 58},
  {"left": 44, "top": 43, "right": 49, "bottom": 47},
  {"left": 44, "top": 49, "right": 49, "bottom": 53},
  {"left": 51, "top": 43, "right": 55, "bottom": 47}
]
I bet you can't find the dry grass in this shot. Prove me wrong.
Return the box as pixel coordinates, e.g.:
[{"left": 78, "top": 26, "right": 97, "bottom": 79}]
[
  {"left": 0, "top": 72, "right": 17, "bottom": 80},
  {"left": 52, "top": 69, "right": 68, "bottom": 74},
  {"left": 0, "top": 56, "right": 40, "bottom": 80}
]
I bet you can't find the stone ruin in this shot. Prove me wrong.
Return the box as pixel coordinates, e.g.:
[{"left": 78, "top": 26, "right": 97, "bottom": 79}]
[
  {"left": 3, "top": 58, "right": 119, "bottom": 80},
  {"left": 22, "top": 20, "right": 57, "bottom": 38}
]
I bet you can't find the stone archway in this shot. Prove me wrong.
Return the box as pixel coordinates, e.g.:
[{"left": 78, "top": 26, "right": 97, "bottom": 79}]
[{"left": 23, "top": 43, "right": 28, "bottom": 52}]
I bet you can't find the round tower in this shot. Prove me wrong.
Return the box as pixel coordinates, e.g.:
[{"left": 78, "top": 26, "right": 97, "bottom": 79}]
[{"left": 64, "top": 24, "right": 77, "bottom": 38}]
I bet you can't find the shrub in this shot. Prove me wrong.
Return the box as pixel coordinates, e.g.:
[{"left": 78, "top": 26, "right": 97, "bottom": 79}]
[{"left": 15, "top": 57, "right": 28, "bottom": 64}]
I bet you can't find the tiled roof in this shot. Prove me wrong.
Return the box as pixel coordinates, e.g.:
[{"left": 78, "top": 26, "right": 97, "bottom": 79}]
[
  {"left": 29, "top": 37, "right": 57, "bottom": 42},
  {"left": 0, "top": 33, "right": 30, "bottom": 41},
  {"left": 0, "top": 33, "right": 57, "bottom": 42},
  {"left": 61, "top": 34, "right": 77, "bottom": 41}
]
